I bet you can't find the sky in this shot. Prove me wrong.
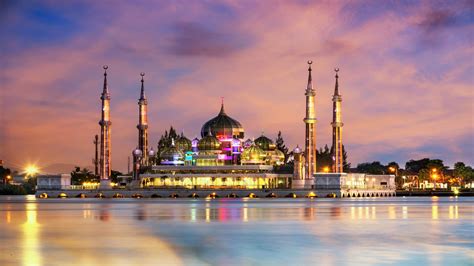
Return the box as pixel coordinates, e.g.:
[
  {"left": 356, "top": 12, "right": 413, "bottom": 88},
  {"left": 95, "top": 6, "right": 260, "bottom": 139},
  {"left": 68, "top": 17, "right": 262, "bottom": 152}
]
[{"left": 0, "top": 0, "right": 473, "bottom": 172}]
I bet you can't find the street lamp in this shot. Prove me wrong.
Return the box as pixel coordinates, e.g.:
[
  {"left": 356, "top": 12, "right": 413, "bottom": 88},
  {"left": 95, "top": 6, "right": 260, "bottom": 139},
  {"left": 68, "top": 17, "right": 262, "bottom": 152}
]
[
  {"left": 431, "top": 168, "right": 438, "bottom": 190},
  {"left": 388, "top": 166, "right": 398, "bottom": 176},
  {"left": 25, "top": 165, "right": 39, "bottom": 177}
]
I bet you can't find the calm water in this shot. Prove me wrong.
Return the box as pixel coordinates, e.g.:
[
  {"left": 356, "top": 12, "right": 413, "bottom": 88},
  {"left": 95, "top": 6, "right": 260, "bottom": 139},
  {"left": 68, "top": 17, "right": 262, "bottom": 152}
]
[{"left": 0, "top": 196, "right": 472, "bottom": 266}]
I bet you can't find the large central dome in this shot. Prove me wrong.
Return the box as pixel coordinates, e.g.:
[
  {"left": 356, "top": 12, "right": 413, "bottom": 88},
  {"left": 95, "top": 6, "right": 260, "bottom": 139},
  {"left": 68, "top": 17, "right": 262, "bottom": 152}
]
[{"left": 201, "top": 103, "right": 244, "bottom": 139}]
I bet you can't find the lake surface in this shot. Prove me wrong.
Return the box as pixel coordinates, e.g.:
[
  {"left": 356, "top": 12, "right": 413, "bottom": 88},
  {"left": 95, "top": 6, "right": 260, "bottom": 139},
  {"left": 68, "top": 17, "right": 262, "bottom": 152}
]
[{"left": 0, "top": 196, "right": 472, "bottom": 266}]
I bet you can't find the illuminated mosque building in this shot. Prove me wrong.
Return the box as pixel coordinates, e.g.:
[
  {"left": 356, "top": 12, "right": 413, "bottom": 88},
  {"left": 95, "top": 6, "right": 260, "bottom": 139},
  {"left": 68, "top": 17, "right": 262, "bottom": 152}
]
[
  {"left": 35, "top": 60, "right": 396, "bottom": 198},
  {"left": 126, "top": 62, "right": 320, "bottom": 190},
  {"left": 89, "top": 61, "right": 395, "bottom": 194},
  {"left": 134, "top": 98, "right": 291, "bottom": 189}
]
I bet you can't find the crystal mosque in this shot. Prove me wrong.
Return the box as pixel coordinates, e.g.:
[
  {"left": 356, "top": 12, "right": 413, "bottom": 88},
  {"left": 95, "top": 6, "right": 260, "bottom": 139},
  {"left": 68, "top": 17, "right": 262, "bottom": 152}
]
[
  {"left": 126, "top": 61, "right": 317, "bottom": 190},
  {"left": 36, "top": 61, "right": 396, "bottom": 198},
  {"left": 136, "top": 102, "right": 292, "bottom": 190}
]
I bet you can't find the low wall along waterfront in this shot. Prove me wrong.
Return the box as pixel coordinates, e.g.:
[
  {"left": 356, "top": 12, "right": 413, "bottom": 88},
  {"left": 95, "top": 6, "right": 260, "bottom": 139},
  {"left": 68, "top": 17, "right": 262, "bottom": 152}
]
[{"left": 36, "top": 188, "right": 396, "bottom": 199}]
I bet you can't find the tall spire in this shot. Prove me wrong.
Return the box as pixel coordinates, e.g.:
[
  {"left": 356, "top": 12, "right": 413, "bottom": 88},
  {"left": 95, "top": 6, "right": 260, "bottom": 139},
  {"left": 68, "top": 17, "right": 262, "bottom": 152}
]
[
  {"left": 137, "top": 72, "right": 149, "bottom": 166},
  {"left": 331, "top": 67, "right": 343, "bottom": 173},
  {"left": 219, "top": 97, "right": 226, "bottom": 115},
  {"left": 306, "top": 60, "right": 313, "bottom": 92},
  {"left": 139, "top": 72, "right": 146, "bottom": 100},
  {"left": 99, "top": 65, "right": 112, "bottom": 188},
  {"left": 101, "top": 65, "right": 110, "bottom": 98},
  {"left": 301, "top": 60, "right": 317, "bottom": 188}
]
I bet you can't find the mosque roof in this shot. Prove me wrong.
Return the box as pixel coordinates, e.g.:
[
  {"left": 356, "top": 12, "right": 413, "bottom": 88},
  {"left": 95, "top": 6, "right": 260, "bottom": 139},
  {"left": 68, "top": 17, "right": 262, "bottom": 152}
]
[
  {"left": 241, "top": 144, "right": 266, "bottom": 164},
  {"left": 175, "top": 135, "right": 192, "bottom": 152},
  {"left": 200, "top": 103, "right": 244, "bottom": 140},
  {"left": 197, "top": 134, "right": 222, "bottom": 151},
  {"left": 255, "top": 134, "right": 276, "bottom": 151},
  {"left": 160, "top": 138, "right": 184, "bottom": 163}
]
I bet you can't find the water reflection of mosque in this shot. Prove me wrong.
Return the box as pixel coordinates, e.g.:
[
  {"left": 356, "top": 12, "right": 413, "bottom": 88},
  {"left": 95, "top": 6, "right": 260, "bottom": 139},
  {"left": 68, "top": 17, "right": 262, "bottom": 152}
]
[
  {"left": 2, "top": 198, "right": 467, "bottom": 266},
  {"left": 84, "top": 201, "right": 461, "bottom": 223}
]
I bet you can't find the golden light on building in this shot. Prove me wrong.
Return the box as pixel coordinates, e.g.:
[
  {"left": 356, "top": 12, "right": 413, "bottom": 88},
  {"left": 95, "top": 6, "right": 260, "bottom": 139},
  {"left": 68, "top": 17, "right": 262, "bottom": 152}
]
[{"left": 323, "top": 166, "right": 330, "bottom": 173}]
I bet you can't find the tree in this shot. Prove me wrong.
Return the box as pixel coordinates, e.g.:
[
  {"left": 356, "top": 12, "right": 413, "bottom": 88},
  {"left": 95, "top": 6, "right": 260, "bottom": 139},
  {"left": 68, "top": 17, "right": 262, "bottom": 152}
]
[
  {"left": 387, "top": 161, "right": 400, "bottom": 175},
  {"left": 110, "top": 170, "right": 123, "bottom": 183},
  {"left": 275, "top": 131, "right": 289, "bottom": 163},
  {"left": 454, "top": 162, "right": 474, "bottom": 185},
  {"left": 329, "top": 144, "right": 351, "bottom": 172},
  {"left": 405, "top": 158, "right": 431, "bottom": 174},
  {"left": 418, "top": 168, "right": 430, "bottom": 182},
  {"left": 356, "top": 161, "right": 386, "bottom": 174},
  {"left": 316, "top": 145, "right": 332, "bottom": 172},
  {"left": 387, "top": 161, "right": 399, "bottom": 170},
  {"left": 405, "top": 158, "right": 449, "bottom": 185},
  {"left": 0, "top": 166, "right": 12, "bottom": 184},
  {"left": 405, "top": 158, "right": 447, "bottom": 174},
  {"left": 342, "top": 144, "right": 351, "bottom": 172},
  {"left": 70, "top": 167, "right": 97, "bottom": 185}
]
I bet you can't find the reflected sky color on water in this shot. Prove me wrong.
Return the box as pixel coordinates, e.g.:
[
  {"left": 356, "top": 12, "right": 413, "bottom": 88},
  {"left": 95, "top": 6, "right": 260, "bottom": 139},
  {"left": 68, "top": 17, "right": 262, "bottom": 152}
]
[{"left": 0, "top": 196, "right": 472, "bottom": 265}]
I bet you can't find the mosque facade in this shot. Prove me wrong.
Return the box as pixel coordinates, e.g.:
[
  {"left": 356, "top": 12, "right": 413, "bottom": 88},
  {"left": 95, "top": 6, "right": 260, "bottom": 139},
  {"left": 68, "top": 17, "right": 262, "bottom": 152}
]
[
  {"left": 87, "top": 61, "right": 396, "bottom": 197},
  {"left": 132, "top": 94, "right": 291, "bottom": 189},
  {"left": 126, "top": 62, "right": 321, "bottom": 190}
]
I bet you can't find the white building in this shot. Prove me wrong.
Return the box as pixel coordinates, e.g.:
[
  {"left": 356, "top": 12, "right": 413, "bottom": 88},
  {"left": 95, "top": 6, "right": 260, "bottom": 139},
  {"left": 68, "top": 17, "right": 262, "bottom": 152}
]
[
  {"left": 314, "top": 173, "right": 396, "bottom": 197},
  {"left": 37, "top": 174, "right": 72, "bottom": 190}
]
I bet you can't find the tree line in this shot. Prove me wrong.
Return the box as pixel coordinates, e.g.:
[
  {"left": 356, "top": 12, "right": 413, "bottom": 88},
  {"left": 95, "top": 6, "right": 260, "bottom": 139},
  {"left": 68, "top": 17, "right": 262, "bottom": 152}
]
[{"left": 355, "top": 158, "right": 474, "bottom": 187}]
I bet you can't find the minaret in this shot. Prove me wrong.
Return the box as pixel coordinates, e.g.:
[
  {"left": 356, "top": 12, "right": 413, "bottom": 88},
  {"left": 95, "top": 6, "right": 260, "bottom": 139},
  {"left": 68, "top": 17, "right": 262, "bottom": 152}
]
[
  {"left": 93, "top": 134, "right": 99, "bottom": 176},
  {"left": 304, "top": 60, "right": 317, "bottom": 184},
  {"left": 99, "top": 65, "right": 112, "bottom": 188},
  {"left": 137, "top": 72, "right": 148, "bottom": 165},
  {"left": 331, "top": 68, "right": 344, "bottom": 173}
]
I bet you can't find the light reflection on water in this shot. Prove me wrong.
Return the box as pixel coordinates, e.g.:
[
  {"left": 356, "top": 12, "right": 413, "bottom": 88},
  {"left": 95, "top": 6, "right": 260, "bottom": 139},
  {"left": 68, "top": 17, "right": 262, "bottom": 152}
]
[
  {"left": 23, "top": 201, "right": 40, "bottom": 266},
  {"left": 0, "top": 196, "right": 472, "bottom": 265}
]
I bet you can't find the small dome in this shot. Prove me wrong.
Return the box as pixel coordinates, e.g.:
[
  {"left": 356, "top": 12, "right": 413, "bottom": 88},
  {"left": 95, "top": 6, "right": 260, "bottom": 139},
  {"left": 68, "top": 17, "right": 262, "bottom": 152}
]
[
  {"left": 274, "top": 149, "right": 285, "bottom": 160},
  {"left": 192, "top": 137, "right": 199, "bottom": 148},
  {"left": 198, "top": 135, "right": 221, "bottom": 151},
  {"left": 293, "top": 145, "right": 302, "bottom": 153},
  {"left": 176, "top": 136, "right": 192, "bottom": 152},
  {"left": 241, "top": 144, "right": 266, "bottom": 164},
  {"left": 255, "top": 135, "right": 276, "bottom": 151},
  {"left": 133, "top": 148, "right": 142, "bottom": 157},
  {"left": 160, "top": 146, "right": 184, "bottom": 164},
  {"left": 201, "top": 103, "right": 244, "bottom": 139},
  {"left": 243, "top": 138, "right": 253, "bottom": 148},
  {"left": 149, "top": 148, "right": 156, "bottom": 157},
  {"left": 272, "top": 149, "right": 285, "bottom": 165}
]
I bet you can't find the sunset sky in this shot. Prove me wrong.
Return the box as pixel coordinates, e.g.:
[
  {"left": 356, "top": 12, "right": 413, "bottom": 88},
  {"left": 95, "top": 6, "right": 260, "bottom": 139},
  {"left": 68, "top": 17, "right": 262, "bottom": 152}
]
[{"left": 1, "top": 0, "right": 473, "bottom": 172}]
